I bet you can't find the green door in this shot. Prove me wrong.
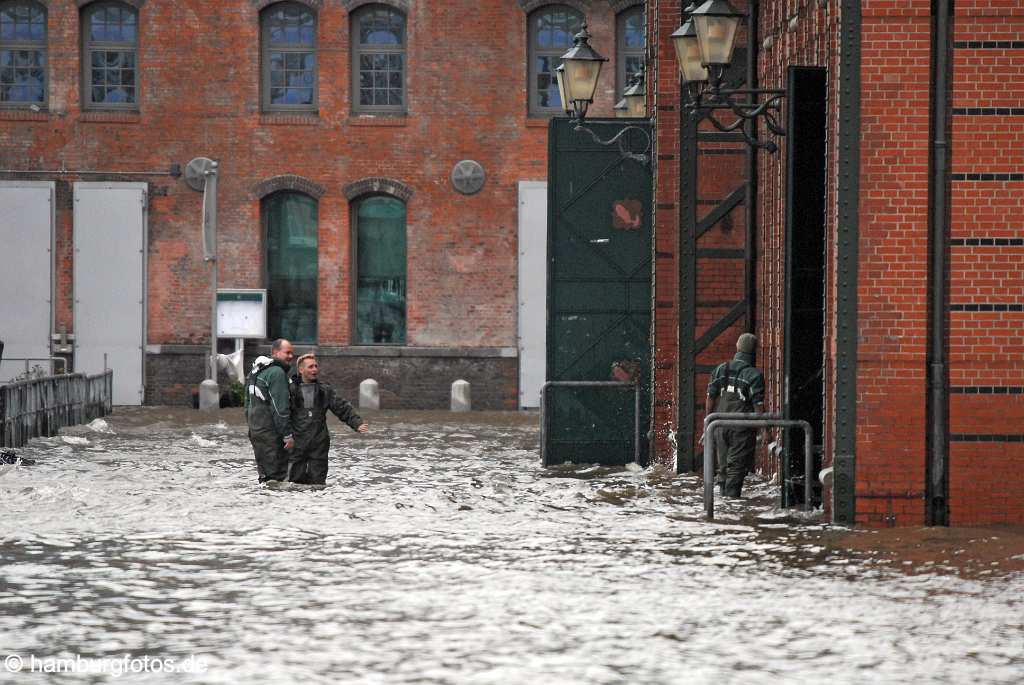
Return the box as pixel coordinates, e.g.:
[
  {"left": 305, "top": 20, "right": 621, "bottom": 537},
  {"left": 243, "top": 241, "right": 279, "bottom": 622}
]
[{"left": 543, "top": 118, "right": 653, "bottom": 466}]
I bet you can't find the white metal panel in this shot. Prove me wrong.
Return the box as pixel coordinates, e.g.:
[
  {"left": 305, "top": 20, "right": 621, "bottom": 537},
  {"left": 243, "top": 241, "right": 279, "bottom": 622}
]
[
  {"left": 74, "top": 183, "right": 147, "bottom": 405},
  {"left": 517, "top": 181, "right": 547, "bottom": 408},
  {"left": 0, "top": 182, "right": 54, "bottom": 383}
]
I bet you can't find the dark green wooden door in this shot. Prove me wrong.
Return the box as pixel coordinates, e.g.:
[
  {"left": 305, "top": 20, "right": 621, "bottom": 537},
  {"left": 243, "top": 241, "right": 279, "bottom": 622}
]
[{"left": 543, "top": 118, "right": 653, "bottom": 466}]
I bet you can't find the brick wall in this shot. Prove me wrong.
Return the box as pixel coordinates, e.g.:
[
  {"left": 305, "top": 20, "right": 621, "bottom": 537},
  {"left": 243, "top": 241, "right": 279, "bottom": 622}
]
[
  {"left": 145, "top": 346, "right": 517, "bottom": 409},
  {"left": 1, "top": 0, "right": 640, "bottom": 409},
  {"left": 947, "top": 1, "right": 1024, "bottom": 525},
  {"left": 650, "top": 0, "right": 683, "bottom": 465}
]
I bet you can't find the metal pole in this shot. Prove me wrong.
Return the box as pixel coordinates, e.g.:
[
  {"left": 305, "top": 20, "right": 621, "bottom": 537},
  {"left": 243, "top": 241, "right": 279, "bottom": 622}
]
[{"left": 633, "top": 382, "right": 640, "bottom": 464}]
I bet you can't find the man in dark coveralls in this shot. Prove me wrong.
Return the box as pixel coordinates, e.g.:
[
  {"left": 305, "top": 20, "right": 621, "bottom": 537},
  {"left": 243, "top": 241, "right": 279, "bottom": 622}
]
[
  {"left": 287, "top": 353, "right": 368, "bottom": 485},
  {"left": 244, "top": 338, "right": 295, "bottom": 483},
  {"left": 705, "top": 333, "right": 766, "bottom": 498}
]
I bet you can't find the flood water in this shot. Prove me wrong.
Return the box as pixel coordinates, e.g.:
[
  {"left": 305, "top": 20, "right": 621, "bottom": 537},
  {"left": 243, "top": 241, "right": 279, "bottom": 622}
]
[{"left": 1, "top": 408, "right": 1022, "bottom": 684}]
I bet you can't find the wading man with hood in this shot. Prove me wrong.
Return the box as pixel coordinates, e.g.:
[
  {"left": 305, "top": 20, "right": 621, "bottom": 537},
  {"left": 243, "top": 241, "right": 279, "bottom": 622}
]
[
  {"left": 288, "top": 353, "right": 368, "bottom": 485},
  {"left": 705, "top": 333, "right": 765, "bottom": 498},
  {"left": 244, "top": 338, "right": 295, "bottom": 482}
]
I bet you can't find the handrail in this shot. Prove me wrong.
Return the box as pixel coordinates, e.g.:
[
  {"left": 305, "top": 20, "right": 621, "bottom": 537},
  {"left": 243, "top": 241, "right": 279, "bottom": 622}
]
[
  {"left": 2, "top": 357, "right": 69, "bottom": 376},
  {"left": 540, "top": 380, "right": 640, "bottom": 466},
  {"left": 0, "top": 370, "right": 113, "bottom": 448},
  {"left": 704, "top": 417, "right": 814, "bottom": 520}
]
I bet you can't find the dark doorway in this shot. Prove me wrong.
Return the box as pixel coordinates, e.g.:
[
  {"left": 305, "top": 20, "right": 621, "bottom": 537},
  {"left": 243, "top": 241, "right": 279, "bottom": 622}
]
[{"left": 783, "top": 67, "right": 827, "bottom": 507}]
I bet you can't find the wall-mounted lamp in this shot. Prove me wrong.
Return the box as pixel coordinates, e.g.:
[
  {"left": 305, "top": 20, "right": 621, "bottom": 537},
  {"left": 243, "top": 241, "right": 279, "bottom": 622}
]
[
  {"left": 672, "top": 0, "right": 786, "bottom": 152},
  {"left": 557, "top": 25, "right": 651, "bottom": 164}
]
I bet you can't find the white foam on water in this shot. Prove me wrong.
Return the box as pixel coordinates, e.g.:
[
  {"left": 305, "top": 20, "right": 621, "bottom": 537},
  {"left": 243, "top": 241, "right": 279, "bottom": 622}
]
[
  {"left": 87, "top": 418, "right": 113, "bottom": 433},
  {"left": 189, "top": 433, "right": 217, "bottom": 448},
  {"left": 61, "top": 436, "right": 90, "bottom": 446}
]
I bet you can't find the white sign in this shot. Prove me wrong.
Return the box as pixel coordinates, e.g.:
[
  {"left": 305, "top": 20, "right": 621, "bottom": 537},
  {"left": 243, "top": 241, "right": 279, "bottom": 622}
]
[{"left": 216, "top": 289, "right": 267, "bottom": 338}]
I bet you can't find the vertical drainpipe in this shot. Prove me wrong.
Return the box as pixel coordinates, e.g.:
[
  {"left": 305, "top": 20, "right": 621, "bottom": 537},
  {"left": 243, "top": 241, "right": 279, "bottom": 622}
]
[
  {"left": 927, "top": 0, "right": 952, "bottom": 526},
  {"left": 745, "top": 0, "right": 759, "bottom": 334}
]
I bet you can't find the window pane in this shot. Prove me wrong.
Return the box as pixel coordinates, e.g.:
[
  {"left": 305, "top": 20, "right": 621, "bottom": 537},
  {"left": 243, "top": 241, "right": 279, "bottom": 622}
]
[
  {"left": 534, "top": 9, "right": 580, "bottom": 49},
  {"left": 1, "top": 2, "right": 45, "bottom": 43},
  {"left": 530, "top": 8, "right": 581, "bottom": 112},
  {"left": 359, "top": 8, "right": 403, "bottom": 46},
  {"left": 623, "top": 10, "right": 645, "bottom": 48},
  {"left": 535, "top": 55, "right": 559, "bottom": 109},
  {"left": 356, "top": 197, "right": 406, "bottom": 344},
  {"left": 266, "top": 4, "right": 315, "bottom": 47},
  {"left": 266, "top": 192, "right": 318, "bottom": 342}
]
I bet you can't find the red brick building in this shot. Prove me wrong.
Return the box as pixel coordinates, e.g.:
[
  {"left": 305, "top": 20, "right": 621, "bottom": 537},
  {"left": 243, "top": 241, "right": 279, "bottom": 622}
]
[
  {"left": 0, "top": 0, "right": 645, "bottom": 408},
  {"left": 650, "top": 0, "right": 1024, "bottom": 526}
]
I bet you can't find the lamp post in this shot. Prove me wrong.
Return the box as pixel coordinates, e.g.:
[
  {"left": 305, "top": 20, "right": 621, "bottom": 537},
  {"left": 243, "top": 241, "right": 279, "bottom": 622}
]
[
  {"left": 559, "top": 24, "right": 651, "bottom": 164},
  {"left": 672, "top": 0, "right": 785, "bottom": 152}
]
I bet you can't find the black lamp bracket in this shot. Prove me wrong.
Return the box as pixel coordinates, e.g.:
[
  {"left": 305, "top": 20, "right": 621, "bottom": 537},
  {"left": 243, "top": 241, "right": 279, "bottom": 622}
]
[
  {"left": 571, "top": 118, "right": 652, "bottom": 166},
  {"left": 684, "top": 74, "right": 787, "bottom": 153}
]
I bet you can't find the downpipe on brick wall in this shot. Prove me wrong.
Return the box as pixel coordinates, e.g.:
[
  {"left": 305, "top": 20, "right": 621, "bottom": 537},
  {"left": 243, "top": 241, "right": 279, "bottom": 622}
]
[{"left": 927, "top": 0, "right": 952, "bottom": 526}]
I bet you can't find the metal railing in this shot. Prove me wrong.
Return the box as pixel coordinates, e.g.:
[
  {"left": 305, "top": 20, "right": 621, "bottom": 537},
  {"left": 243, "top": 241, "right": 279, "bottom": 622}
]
[
  {"left": 1, "top": 357, "right": 69, "bottom": 376},
  {"left": 703, "top": 413, "right": 814, "bottom": 520},
  {"left": 0, "top": 370, "right": 113, "bottom": 448},
  {"left": 540, "top": 380, "right": 641, "bottom": 466}
]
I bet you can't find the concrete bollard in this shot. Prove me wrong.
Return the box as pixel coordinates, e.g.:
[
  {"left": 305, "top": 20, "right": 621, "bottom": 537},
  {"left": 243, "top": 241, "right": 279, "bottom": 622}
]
[
  {"left": 359, "top": 378, "right": 380, "bottom": 411},
  {"left": 198, "top": 378, "right": 220, "bottom": 411},
  {"left": 451, "top": 379, "right": 471, "bottom": 412}
]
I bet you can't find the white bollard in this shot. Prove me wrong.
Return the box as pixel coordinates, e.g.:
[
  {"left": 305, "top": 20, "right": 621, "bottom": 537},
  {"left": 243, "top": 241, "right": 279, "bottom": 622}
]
[
  {"left": 451, "top": 379, "right": 471, "bottom": 412},
  {"left": 198, "top": 378, "right": 220, "bottom": 411},
  {"left": 359, "top": 378, "right": 380, "bottom": 411}
]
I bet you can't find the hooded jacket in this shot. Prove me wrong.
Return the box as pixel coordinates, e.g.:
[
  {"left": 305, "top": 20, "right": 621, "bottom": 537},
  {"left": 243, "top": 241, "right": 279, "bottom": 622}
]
[{"left": 244, "top": 356, "right": 294, "bottom": 440}]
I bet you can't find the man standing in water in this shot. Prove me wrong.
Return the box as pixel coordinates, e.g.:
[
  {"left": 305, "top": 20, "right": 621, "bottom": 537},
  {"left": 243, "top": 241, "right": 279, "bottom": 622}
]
[
  {"left": 287, "top": 353, "right": 368, "bottom": 484},
  {"left": 705, "top": 333, "right": 765, "bottom": 498},
  {"left": 244, "top": 338, "right": 295, "bottom": 482}
]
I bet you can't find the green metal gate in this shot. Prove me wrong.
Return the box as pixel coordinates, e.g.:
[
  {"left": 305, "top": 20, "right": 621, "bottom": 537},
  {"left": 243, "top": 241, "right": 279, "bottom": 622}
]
[{"left": 543, "top": 118, "right": 653, "bottom": 466}]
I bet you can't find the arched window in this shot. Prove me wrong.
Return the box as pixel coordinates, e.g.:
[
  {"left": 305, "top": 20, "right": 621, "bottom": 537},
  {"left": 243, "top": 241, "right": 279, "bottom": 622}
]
[
  {"left": 617, "top": 6, "right": 644, "bottom": 97},
  {"left": 0, "top": 0, "right": 46, "bottom": 106},
  {"left": 527, "top": 5, "right": 582, "bottom": 116},
  {"left": 82, "top": 1, "right": 138, "bottom": 108},
  {"left": 353, "top": 195, "right": 406, "bottom": 344},
  {"left": 264, "top": 191, "right": 318, "bottom": 342},
  {"left": 261, "top": 2, "right": 317, "bottom": 112},
  {"left": 351, "top": 4, "right": 406, "bottom": 114}
]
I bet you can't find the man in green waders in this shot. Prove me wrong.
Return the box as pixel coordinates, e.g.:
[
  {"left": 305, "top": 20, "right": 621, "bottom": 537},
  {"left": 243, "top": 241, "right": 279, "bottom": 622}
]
[
  {"left": 287, "top": 353, "right": 368, "bottom": 484},
  {"left": 244, "top": 338, "right": 295, "bottom": 482},
  {"left": 705, "top": 333, "right": 766, "bottom": 498}
]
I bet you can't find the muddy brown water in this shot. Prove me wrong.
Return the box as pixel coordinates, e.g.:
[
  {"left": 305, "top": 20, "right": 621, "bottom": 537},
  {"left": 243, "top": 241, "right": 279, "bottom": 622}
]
[{"left": 1, "top": 408, "right": 1022, "bottom": 684}]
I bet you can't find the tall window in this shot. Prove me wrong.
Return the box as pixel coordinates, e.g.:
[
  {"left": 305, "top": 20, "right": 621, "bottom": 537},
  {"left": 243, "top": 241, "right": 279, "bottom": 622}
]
[
  {"left": 264, "top": 192, "right": 318, "bottom": 343},
  {"left": 0, "top": 0, "right": 46, "bottom": 106},
  {"left": 261, "top": 2, "right": 317, "bottom": 112},
  {"left": 351, "top": 4, "right": 405, "bottom": 114},
  {"left": 82, "top": 1, "right": 137, "bottom": 108},
  {"left": 617, "top": 6, "right": 645, "bottom": 97},
  {"left": 528, "top": 5, "right": 582, "bottom": 116},
  {"left": 353, "top": 196, "right": 406, "bottom": 344}
]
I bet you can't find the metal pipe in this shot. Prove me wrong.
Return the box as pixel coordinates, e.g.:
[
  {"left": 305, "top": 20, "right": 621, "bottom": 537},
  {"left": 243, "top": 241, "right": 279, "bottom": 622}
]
[
  {"left": 0, "top": 167, "right": 178, "bottom": 177},
  {"left": 704, "top": 418, "right": 814, "bottom": 520},
  {"left": 745, "top": 0, "right": 759, "bottom": 333},
  {"left": 926, "top": 0, "right": 951, "bottom": 527}
]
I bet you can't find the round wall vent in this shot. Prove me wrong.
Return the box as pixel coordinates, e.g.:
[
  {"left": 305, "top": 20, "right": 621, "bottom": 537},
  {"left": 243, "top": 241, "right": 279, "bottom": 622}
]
[{"left": 451, "top": 159, "right": 486, "bottom": 195}]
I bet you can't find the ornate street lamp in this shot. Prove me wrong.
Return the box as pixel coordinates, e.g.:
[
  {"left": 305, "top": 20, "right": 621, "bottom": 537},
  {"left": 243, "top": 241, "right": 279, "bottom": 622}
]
[
  {"left": 673, "top": 0, "right": 786, "bottom": 152},
  {"left": 559, "top": 23, "right": 608, "bottom": 121},
  {"left": 670, "top": 18, "right": 708, "bottom": 85},
  {"left": 621, "top": 69, "right": 647, "bottom": 118},
  {"left": 559, "top": 25, "right": 650, "bottom": 163}
]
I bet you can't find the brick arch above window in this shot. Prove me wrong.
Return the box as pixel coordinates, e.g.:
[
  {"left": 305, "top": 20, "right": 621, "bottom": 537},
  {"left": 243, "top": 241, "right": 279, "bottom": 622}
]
[
  {"left": 340, "top": 0, "right": 408, "bottom": 13},
  {"left": 607, "top": 0, "right": 642, "bottom": 11},
  {"left": 250, "top": 0, "right": 321, "bottom": 12},
  {"left": 75, "top": 0, "right": 145, "bottom": 8},
  {"left": 253, "top": 174, "right": 326, "bottom": 200},
  {"left": 343, "top": 177, "right": 413, "bottom": 203},
  {"left": 519, "top": 0, "right": 590, "bottom": 14}
]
